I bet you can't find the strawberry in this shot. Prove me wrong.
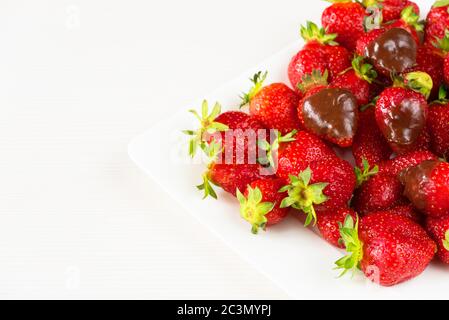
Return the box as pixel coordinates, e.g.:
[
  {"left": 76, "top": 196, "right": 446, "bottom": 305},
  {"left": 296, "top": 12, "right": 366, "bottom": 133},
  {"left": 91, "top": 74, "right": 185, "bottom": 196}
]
[
  {"left": 352, "top": 108, "right": 392, "bottom": 168},
  {"left": 279, "top": 158, "right": 356, "bottom": 226},
  {"left": 276, "top": 130, "right": 337, "bottom": 180},
  {"left": 424, "top": 0, "right": 449, "bottom": 48},
  {"left": 288, "top": 21, "right": 351, "bottom": 90},
  {"left": 404, "top": 46, "right": 444, "bottom": 99},
  {"left": 352, "top": 172, "right": 404, "bottom": 215},
  {"left": 184, "top": 101, "right": 266, "bottom": 164},
  {"left": 236, "top": 178, "right": 288, "bottom": 234},
  {"left": 297, "top": 71, "right": 359, "bottom": 147},
  {"left": 399, "top": 160, "right": 449, "bottom": 218},
  {"left": 200, "top": 163, "right": 266, "bottom": 199},
  {"left": 425, "top": 215, "right": 449, "bottom": 264},
  {"left": 431, "top": 30, "right": 449, "bottom": 85},
  {"left": 375, "top": 72, "right": 433, "bottom": 155},
  {"left": 321, "top": 0, "right": 367, "bottom": 52},
  {"left": 378, "top": 150, "right": 438, "bottom": 175},
  {"left": 241, "top": 72, "right": 302, "bottom": 135},
  {"left": 381, "top": 0, "right": 420, "bottom": 22},
  {"left": 388, "top": 204, "right": 423, "bottom": 223},
  {"left": 317, "top": 208, "right": 357, "bottom": 248},
  {"left": 331, "top": 56, "right": 378, "bottom": 106},
  {"left": 336, "top": 212, "right": 436, "bottom": 286},
  {"left": 428, "top": 88, "right": 449, "bottom": 158},
  {"left": 356, "top": 27, "right": 418, "bottom": 76}
]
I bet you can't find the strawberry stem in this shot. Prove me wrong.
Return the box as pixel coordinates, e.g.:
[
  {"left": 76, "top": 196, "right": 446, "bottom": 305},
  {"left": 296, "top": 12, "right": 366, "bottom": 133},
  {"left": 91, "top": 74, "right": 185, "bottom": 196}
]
[
  {"left": 335, "top": 215, "right": 364, "bottom": 278},
  {"left": 237, "top": 187, "right": 275, "bottom": 235},
  {"left": 240, "top": 71, "right": 268, "bottom": 108},
  {"left": 393, "top": 72, "right": 434, "bottom": 99},
  {"left": 433, "top": 0, "right": 449, "bottom": 8},
  {"left": 258, "top": 130, "right": 297, "bottom": 170},
  {"left": 279, "top": 167, "right": 329, "bottom": 227},
  {"left": 400, "top": 6, "right": 424, "bottom": 32},
  {"left": 355, "top": 158, "right": 379, "bottom": 187},
  {"left": 197, "top": 171, "right": 218, "bottom": 200},
  {"left": 433, "top": 29, "right": 449, "bottom": 55},
  {"left": 443, "top": 230, "right": 449, "bottom": 251},
  {"left": 300, "top": 21, "right": 338, "bottom": 45},
  {"left": 297, "top": 69, "right": 329, "bottom": 94},
  {"left": 352, "top": 55, "right": 378, "bottom": 83}
]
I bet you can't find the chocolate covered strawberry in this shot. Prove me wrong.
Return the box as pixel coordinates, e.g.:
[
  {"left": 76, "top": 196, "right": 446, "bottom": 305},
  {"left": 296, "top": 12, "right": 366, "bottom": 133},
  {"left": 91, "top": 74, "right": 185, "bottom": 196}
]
[
  {"left": 425, "top": 215, "right": 449, "bottom": 264},
  {"left": 276, "top": 130, "right": 337, "bottom": 180},
  {"left": 331, "top": 56, "right": 378, "bottom": 106},
  {"left": 317, "top": 208, "right": 357, "bottom": 248},
  {"left": 297, "top": 71, "right": 359, "bottom": 147},
  {"left": 237, "top": 178, "right": 288, "bottom": 234},
  {"left": 321, "top": 0, "right": 367, "bottom": 51},
  {"left": 375, "top": 72, "right": 433, "bottom": 154},
  {"left": 241, "top": 72, "right": 302, "bottom": 135},
  {"left": 352, "top": 108, "right": 392, "bottom": 168},
  {"left": 279, "top": 158, "right": 356, "bottom": 226},
  {"left": 378, "top": 150, "right": 438, "bottom": 175},
  {"left": 357, "top": 27, "right": 418, "bottom": 76},
  {"left": 425, "top": 0, "right": 449, "bottom": 48},
  {"left": 428, "top": 88, "right": 449, "bottom": 158},
  {"left": 336, "top": 212, "right": 436, "bottom": 286},
  {"left": 400, "top": 160, "right": 449, "bottom": 217},
  {"left": 288, "top": 22, "right": 351, "bottom": 90}
]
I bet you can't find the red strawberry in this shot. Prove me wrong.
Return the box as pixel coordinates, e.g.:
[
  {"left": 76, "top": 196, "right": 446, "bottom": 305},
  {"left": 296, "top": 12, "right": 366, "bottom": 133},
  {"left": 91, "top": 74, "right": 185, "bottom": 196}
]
[
  {"left": 399, "top": 160, "right": 449, "bottom": 218},
  {"left": 425, "top": 215, "right": 449, "bottom": 264},
  {"left": 236, "top": 178, "right": 288, "bottom": 234},
  {"left": 404, "top": 46, "right": 444, "bottom": 99},
  {"left": 381, "top": 0, "right": 420, "bottom": 22},
  {"left": 378, "top": 150, "right": 438, "bottom": 175},
  {"left": 375, "top": 72, "right": 432, "bottom": 155},
  {"left": 356, "top": 28, "right": 418, "bottom": 76},
  {"left": 352, "top": 107, "right": 392, "bottom": 168},
  {"left": 428, "top": 89, "right": 449, "bottom": 158},
  {"left": 297, "top": 71, "right": 359, "bottom": 147},
  {"left": 431, "top": 30, "right": 449, "bottom": 85},
  {"left": 185, "top": 101, "right": 266, "bottom": 163},
  {"left": 288, "top": 22, "right": 351, "bottom": 90},
  {"left": 389, "top": 204, "right": 423, "bottom": 223},
  {"left": 241, "top": 72, "right": 302, "bottom": 135},
  {"left": 336, "top": 212, "right": 436, "bottom": 286},
  {"left": 276, "top": 130, "right": 337, "bottom": 180},
  {"left": 279, "top": 158, "right": 356, "bottom": 226},
  {"left": 352, "top": 172, "right": 404, "bottom": 215},
  {"left": 321, "top": 1, "right": 367, "bottom": 52},
  {"left": 331, "top": 56, "right": 378, "bottom": 106},
  {"left": 200, "top": 163, "right": 266, "bottom": 199},
  {"left": 424, "top": 0, "right": 449, "bottom": 48},
  {"left": 317, "top": 208, "right": 357, "bottom": 248}
]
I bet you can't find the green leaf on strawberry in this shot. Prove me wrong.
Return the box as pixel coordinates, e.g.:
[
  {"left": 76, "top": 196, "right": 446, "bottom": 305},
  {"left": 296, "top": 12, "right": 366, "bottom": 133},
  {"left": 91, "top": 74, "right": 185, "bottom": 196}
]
[
  {"left": 443, "top": 230, "right": 449, "bottom": 251},
  {"left": 237, "top": 186, "right": 275, "bottom": 235},
  {"left": 355, "top": 158, "right": 379, "bottom": 187},
  {"left": 352, "top": 55, "right": 378, "bottom": 84},
  {"left": 400, "top": 6, "right": 424, "bottom": 32},
  {"left": 184, "top": 100, "right": 229, "bottom": 158},
  {"left": 240, "top": 71, "right": 268, "bottom": 108},
  {"left": 197, "top": 172, "right": 218, "bottom": 200},
  {"left": 279, "top": 167, "right": 329, "bottom": 227},
  {"left": 258, "top": 130, "right": 297, "bottom": 170},
  {"left": 335, "top": 215, "right": 364, "bottom": 277},
  {"left": 434, "top": 0, "right": 449, "bottom": 8},
  {"left": 433, "top": 29, "right": 449, "bottom": 55},
  {"left": 300, "top": 21, "right": 338, "bottom": 46}
]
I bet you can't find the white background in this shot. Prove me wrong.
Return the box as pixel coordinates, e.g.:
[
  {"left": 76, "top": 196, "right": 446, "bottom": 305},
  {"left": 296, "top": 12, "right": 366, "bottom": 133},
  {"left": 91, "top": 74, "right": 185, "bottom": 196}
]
[{"left": 0, "top": 0, "right": 434, "bottom": 299}]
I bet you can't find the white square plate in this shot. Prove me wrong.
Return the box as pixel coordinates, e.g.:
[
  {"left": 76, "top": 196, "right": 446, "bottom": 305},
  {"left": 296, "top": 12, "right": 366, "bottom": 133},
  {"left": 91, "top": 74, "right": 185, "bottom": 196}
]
[{"left": 129, "top": 1, "right": 449, "bottom": 299}]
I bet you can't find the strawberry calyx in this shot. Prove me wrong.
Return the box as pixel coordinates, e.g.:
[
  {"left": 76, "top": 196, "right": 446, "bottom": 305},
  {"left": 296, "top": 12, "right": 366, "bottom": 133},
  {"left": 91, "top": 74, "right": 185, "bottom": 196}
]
[
  {"left": 184, "top": 100, "right": 229, "bottom": 158},
  {"left": 393, "top": 71, "right": 434, "bottom": 99},
  {"left": 335, "top": 215, "right": 364, "bottom": 277},
  {"left": 297, "top": 70, "right": 329, "bottom": 94},
  {"left": 352, "top": 55, "right": 378, "bottom": 83},
  {"left": 258, "top": 130, "right": 297, "bottom": 170},
  {"left": 361, "top": 0, "right": 382, "bottom": 8},
  {"left": 197, "top": 170, "right": 219, "bottom": 200},
  {"left": 400, "top": 6, "right": 424, "bottom": 32},
  {"left": 300, "top": 21, "right": 338, "bottom": 46},
  {"left": 432, "top": 85, "right": 449, "bottom": 104},
  {"left": 433, "top": 29, "right": 449, "bottom": 55},
  {"left": 240, "top": 71, "right": 268, "bottom": 108},
  {"left": 355, "top": 158, "right": 379, "bottom": 187},
  {"left": 237, "top": 186, "right": 275, "bottom": 234},
  {"left": 279, "top": 167, "right": 329, "bottom": 227},
  {"left": 443, "top": 230, "right": 449, "bottom": 251},
  {"left": 433, "top": 0, "right": 449, "bottom": 8}
]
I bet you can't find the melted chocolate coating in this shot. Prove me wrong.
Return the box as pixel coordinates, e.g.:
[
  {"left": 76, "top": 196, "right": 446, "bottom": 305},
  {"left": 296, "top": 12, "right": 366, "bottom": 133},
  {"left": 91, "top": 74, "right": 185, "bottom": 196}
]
[
  {"left": 399, "top": 160, "right": 440, "bottom": 211},
  {"left": 302, "top": 88, "right": 358, "bottom": 140},
  {"left": 381, "top": 97, "right": 426, "bottom": 146},
  {"left": 365, "top": 28, "right": 417, "bottom": 74}
]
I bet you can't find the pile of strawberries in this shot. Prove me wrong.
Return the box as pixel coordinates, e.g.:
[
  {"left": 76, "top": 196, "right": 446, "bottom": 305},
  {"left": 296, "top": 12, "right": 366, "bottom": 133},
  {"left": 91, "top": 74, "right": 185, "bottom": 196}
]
[{"left": 184, "top": 0, "right": 449, "bottom": 287}]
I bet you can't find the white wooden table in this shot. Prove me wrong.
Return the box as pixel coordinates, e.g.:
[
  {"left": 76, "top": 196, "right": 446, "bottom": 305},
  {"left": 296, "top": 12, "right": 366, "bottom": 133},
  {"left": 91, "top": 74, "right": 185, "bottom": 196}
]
[{"left": 0, "top": 0, "right": 339, "bottom": 299}]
